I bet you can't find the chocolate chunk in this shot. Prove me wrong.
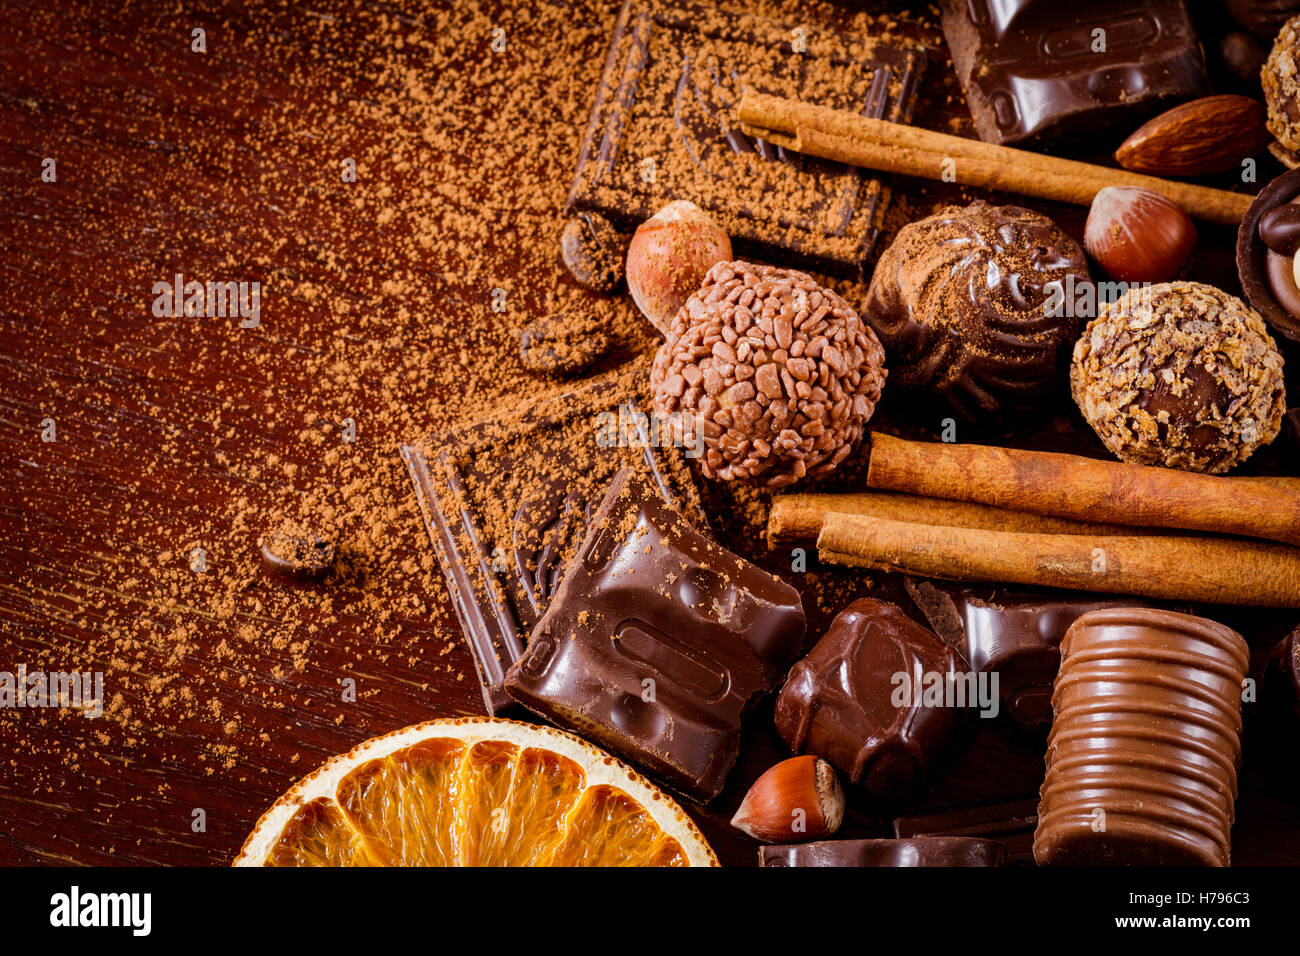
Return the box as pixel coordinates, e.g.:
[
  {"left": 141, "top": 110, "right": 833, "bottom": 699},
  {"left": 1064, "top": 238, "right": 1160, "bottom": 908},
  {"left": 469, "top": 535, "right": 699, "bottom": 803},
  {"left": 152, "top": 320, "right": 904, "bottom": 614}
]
[
  {"left": 905, "top": 579, "right": 1154, "bottom": 728},
  {"left": 1262, "top": 625, "right": 1300, "bottom": 723},
  {"left": 518, "top": 314, "right": 609, "bottom": 378},
  {"left": 503, "top": 467, "right": 805, "bottom": 802},
  {"left": 940, "top": 0, "right": 1209, "bottom": 149},
  {"left": 566, "top": 0, "right": 925, "bottom": 279},
  {"left": 560, "top": 212, "right": 626, "bottom": 292},
  {"left": 892, "top": 798, "right": 1040, "bottom": 865},
  {"left": 865, "top": 202, "right": 1089, "bottom": 425},
  {"left": 759, "top": 837, "right": 1007, "bottom": 868},
  {"left": 401, "top": 370, "right": 710, "bottom": 714},
  {"left": 774, "top": 598, "right": 969, "bottom": 800},
  {"left": 260, "top": 524, "right": 335, "bottom": 580}
]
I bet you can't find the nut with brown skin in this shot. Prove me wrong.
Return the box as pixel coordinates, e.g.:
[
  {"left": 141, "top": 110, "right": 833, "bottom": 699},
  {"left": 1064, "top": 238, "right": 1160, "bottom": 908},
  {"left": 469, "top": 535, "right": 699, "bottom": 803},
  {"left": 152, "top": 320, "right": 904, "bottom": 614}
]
[
  {"left": 1115, "top": 95, "right": 1270, "bottom": 175},
  {"left": 730, "top": 755, "right": 845, "bottom": 843},
  {"left": 1085, "top": 187, "right": 1197, "bottom": 283},
  {"left": 626, "top": 200, "right": 731, "bottom": 334}
]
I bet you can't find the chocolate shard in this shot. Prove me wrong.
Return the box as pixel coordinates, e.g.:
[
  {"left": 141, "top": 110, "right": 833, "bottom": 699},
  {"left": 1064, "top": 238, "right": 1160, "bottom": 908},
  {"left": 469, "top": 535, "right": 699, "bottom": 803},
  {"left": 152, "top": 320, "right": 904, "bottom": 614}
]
[
  {"left": 401, "top": 369, "right": 709, "bottom": 715},
  {"left": 892, "top": 798, "right": 1041, "bottom": 866},
  {"left": 1263, "top": 625, "right": 1300, "bottom": 724},
  {"left": 774, "top": 598, "right": 970, "bottom": 800},
  {"left": 504, "top": 467, "right": 805, "bottom": 803},
  {"left": 759, "top": 836, "right": 1007, "bottom": 867},
  {"left": 905, "top": 578, "right": 1154, "bottom": 728},
  {"left": 566, "top": 0, "right": 925, "bottom": 278},
  {"left": 940, "top": 0, "right": 1209, "bottom": 150}
]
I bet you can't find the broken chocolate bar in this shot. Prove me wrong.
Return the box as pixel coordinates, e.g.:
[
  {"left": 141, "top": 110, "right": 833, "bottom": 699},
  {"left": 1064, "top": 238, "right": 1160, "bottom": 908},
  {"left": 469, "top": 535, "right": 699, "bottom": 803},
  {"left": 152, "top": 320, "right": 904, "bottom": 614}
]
[
  {"left": 566, "top": 0, "right": 925, "bottom": 278},
  {"left": 774, "top": 598, "right": 969, "bottom": 800},
  {"left": 503, "top": 467, "right": 805, "bottom": 802},
  {"left": 759, "top": 836, "right": 1007, "bottom": 867},
  {"left": 940, "top": 0, "right": 1209, "bottom": 149},
  {"left": 905, "top": 578, "right": 1154, "bottom": 728},
  {"left": 401, "top": 370, "right": 709, "bottom": 714},
  {"left": 892, "top": 797, "right": 1040, "bottom": 865}
]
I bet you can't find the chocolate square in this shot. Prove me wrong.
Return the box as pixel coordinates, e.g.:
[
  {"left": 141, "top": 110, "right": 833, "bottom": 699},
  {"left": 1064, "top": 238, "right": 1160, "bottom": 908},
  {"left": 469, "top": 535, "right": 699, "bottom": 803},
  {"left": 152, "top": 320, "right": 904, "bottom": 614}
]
[
  {"left": 566, "top": 0, "right": 925, "bottom": 278},
  {"left": 401, "top": 370, "right": 709, "bottom": 715},
  {"left": 503, "top": 467, "right": 805, "bottom": 802},
  {"left": 940, "top": 0, "right": 1208, "bottom": 149}
]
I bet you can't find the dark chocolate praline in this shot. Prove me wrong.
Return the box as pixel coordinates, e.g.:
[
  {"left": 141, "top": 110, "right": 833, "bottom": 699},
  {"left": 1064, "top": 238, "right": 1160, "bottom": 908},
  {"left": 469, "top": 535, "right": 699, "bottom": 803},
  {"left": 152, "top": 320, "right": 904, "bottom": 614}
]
[{"left": 1237, "top": 166, "right": 1300, "bottom": 343}]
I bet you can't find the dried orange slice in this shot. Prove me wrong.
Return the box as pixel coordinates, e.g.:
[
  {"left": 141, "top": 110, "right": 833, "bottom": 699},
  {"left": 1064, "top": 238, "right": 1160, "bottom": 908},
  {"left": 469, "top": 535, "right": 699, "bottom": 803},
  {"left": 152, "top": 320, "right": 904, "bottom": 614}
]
[{"left": 234, "top": 717, "right": 717, "bottom": 866}]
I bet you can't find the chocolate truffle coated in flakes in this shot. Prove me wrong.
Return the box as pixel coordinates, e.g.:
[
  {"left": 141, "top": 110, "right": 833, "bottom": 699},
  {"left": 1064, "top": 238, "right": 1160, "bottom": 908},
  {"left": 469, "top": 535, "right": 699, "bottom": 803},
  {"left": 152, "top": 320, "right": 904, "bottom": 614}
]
[
  {"left": 1071, "top": 281, "right": 1286, "bottom": 474},
  {"left": 650, "top": 260, "right": 886, "bottom": 488},
  {"left": 864, "top": 202, "right": 1089, "bottom": 424}
]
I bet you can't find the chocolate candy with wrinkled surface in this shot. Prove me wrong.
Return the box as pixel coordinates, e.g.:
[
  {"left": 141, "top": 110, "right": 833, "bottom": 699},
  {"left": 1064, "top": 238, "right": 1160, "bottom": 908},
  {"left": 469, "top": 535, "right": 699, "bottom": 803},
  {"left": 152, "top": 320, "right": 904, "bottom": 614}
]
[{"left": 774, "top": 598, "right": 968, "bottom": 800}]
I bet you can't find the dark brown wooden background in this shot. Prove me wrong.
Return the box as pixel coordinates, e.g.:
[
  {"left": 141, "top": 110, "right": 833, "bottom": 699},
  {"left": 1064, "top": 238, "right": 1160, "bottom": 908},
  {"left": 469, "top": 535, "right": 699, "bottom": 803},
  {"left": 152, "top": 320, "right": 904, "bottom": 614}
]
[{"left": 1, "top": 0, "right": 1296, "bottom": 867}]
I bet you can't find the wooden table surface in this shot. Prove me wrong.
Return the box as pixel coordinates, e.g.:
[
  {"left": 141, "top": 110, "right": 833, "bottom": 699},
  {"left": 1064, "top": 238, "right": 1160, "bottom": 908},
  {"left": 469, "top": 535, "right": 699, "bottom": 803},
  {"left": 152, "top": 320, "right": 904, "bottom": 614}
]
[{"left": 2, "top": 0, "right": 1297, "bottom": 867}]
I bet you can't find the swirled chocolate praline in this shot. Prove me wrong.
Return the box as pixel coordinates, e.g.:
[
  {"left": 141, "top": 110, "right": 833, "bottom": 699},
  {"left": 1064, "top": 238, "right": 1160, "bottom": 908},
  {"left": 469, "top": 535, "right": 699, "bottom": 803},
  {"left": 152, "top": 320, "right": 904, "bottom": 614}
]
[{"left": 864, "top": 202, "right": 1090, "bottom": 424}]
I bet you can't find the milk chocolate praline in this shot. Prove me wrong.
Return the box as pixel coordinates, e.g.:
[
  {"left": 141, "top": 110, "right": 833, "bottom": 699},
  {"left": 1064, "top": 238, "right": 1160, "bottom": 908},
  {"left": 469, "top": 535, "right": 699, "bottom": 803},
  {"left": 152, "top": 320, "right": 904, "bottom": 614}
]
[
  {"left": 1071, "top": 281, "right": 1286, "bottom": 474},
  {"left": 864, "top": 201, "right": 1089, "bottom": 425},
  {"left": 1238, "top": 166, "right": 1300, "bottom": 342},
  {"left": 651, "top": 260, "right": 886, "bottom": 488}
]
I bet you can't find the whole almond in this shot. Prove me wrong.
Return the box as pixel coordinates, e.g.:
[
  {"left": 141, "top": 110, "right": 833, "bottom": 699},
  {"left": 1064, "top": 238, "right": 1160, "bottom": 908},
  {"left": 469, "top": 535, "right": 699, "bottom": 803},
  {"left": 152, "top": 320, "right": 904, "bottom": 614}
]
[{"left": 1115, "top": 95, "right": 1270, "bottom": 176}]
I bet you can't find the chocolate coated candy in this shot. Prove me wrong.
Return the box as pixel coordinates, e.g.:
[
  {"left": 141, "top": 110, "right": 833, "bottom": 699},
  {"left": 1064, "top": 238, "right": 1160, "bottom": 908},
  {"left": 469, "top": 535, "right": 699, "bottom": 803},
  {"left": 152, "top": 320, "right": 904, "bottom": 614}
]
[
  {"left": 560, "top": 212, "right": 626, "bottom": 292},
  {"left": 759, "top": 836, "right": 1006, "bottom": 868},
  {"left": 504, "top": 467, "right": 805, "bottom": 802},
  {"left": 864, "top": 202, "right": 1088, "bottom": 424},
  {"left": 1259, "top": 203, "right": 1300, "bottom": 256},
  {"left": 260, "top": 525, "right": 335, "bottom": 580},
  {"left": 940, "top": 0, "right": 1209, "bottom": 149},
  {"left": 774, "top": 598, "right": 968, "bottom": 800}
]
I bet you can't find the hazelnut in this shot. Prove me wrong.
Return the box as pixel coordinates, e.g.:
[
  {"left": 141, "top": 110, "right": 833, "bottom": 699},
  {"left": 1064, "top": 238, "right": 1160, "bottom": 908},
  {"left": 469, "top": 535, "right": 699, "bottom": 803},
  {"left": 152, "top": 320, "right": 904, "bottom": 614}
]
[
  {"left": 730, "top": 755, "right": 845, "bottom": 843},
  {"left": 1084, "top": 186, "right": 1196, "bottom": 283},
  {"left": 626, "top": 200, "right": 731, "bottom": 334}
]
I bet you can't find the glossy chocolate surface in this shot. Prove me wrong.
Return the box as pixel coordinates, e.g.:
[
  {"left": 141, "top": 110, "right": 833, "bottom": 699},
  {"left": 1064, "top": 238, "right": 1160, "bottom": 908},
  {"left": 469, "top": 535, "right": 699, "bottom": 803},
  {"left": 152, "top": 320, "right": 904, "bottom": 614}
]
[
  {"left": 774, "top": 598, "right": 968, "bottom": 800},
  {"left": 1035, "top": 608, "right": 1249, "bottom": 866},
  {"left": 759, "top": 836, "right": 1006, "bottom": 867},
  {"left": 504, "top": 467, "right": 805, "bottom": 802},
  {"left": 906, "top": 579, "right": 1153, "bottom": 728},
  {"left": 940, "top": 0, "right": 1209, "bottom": 149},
  {"left": 893, "top": 798, "right": 1040, "bottom": 865},
  {"left": 565, "top": 0, "right": 925, "bottom": 278},
  {"left": 402, "top": 372, "right": 709, "bottom": 714},
  {"left": 1237, "top": 168, "right": 1300, "bottom": 342}
]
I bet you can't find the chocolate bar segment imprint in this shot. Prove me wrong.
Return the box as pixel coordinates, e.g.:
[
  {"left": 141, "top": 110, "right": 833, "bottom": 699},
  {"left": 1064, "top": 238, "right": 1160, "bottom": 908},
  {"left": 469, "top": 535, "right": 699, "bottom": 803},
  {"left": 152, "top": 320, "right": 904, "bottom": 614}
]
[
  {"left": 402, "top": 370, "right": 709, "bottom": 714},
  {"left": 566, "top": 0, "right": 925, "bottom": 278},
  {"left": 504, "top": 467, "right": 805, "bottom": 802}
]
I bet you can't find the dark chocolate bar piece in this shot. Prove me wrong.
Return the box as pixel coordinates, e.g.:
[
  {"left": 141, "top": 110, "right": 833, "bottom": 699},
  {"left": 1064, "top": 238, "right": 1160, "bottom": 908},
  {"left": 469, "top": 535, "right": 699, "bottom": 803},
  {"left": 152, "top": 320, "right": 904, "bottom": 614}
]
[
  {"left": 503, "top": 467, "right": 805, "bottom": 802},
  {"left": 759, "top": 837, "right": 1006, "bottom": 867},
  {"left": 893, "top": 798, "right": 1040, "bottom": 865},
  {"left": 940, "top": 0, "right": 1209, "bottom": 149},
  {"left": 906, "top": 578, "right": 1152, "bottom": 728},
  {"left": 401, "top": 370, "right": 709, "bottom": 715},
  {"left": 774, "top": 598, "right": 969, "bottom": 800},
  {"left": 1264, "top": 626, "right": 1300, "bottom": 722},
  {"left": 566, "top": 0, "right": 925, "bottom": 278}
]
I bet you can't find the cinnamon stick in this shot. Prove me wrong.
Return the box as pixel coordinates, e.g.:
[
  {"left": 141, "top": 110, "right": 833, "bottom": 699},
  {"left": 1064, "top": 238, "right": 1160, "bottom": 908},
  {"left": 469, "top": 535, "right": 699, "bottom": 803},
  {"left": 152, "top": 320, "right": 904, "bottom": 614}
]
[
  {"left": 865, "top": 433, "right": 1300, "bottom": 548},
  {"left": 766, "top": 491, "right": 1140, "bottom": 546},
  {"left": 817, "top": 512, "right": 1300, "bottom": 607},
  {"left": 738, "top": 92, "right": 1253, "bottom": 226}
]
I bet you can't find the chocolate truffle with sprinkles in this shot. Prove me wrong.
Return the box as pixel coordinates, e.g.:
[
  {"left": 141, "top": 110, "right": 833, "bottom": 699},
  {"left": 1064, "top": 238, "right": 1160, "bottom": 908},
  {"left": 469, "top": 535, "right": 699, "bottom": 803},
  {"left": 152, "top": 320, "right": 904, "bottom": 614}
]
[
  {"left": 864, "top": 201, "right": 1090, "bottom": 424},
  {"left": 650, "top": 260, "right": 886, "bottom": 488},
  {"left": 1071, "top": 281, "right": 1286, "bottom": 474}
]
